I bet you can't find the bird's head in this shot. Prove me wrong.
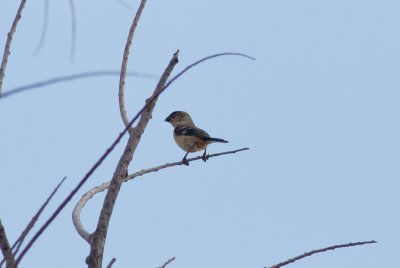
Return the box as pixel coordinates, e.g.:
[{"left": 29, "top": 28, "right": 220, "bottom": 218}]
[{"left": 165, "top": 111, "right": 195, "bottom": 127}]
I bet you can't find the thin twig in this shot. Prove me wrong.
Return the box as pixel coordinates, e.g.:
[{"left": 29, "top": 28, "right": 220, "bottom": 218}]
[
  {"left": 158, "top": 257, "right": 176, "bottom": 268},
  {"left": 72, "top": 148, "right": 249, "bottom": 243},
  {"left": 13, "top": 177, "right": 67, "bottom": 258},
  {"left": 68, "top": 0, "right": 76, "bottom": 61},
  {"left": 1, "top": 177, "right": 67, "bottom": 268},
  {"left": 0, "top": 70, "right": 156, "bottom": 99},
  {"left": 106, "top": 257, "right": 116, "bottom": 268},
  {"left": 267, "top": 240, "right": 377, "bottom": 268},
  {"left": 119, "top": 0, "right": 147, "bottom": 127},
  {"left": 0, "top": 0, "right": 27, "bottom": 96},
  {"left": 34, "top": 0, "right": 49, "bottom": 55},
  {"left": 115, "top": 0, "right": 133, "bottom": 9},
  {"left": 0, "top": 219, "right": 16, "bottom": 268},
  {"left": 163, "top": 52, "right": 255, "bottom": 91}
]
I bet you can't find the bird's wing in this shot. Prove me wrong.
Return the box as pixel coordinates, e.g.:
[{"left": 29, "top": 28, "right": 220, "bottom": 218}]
[{"left": 174, "top": 126, "right": 210, "bottom": 139}]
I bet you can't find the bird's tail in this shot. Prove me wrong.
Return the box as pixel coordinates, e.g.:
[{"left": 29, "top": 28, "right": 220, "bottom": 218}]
[{"left": 205, "top": 137, "right": 228, "bottom": 143}]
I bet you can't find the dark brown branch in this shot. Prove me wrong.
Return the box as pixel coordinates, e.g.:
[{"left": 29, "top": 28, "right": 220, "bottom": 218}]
[
  {"left": 0, "top": 220, "right": 16, "bottom": 268},
  {"left": 158, "top": 257, "right": 176, "bottom": 268},
  {"left": 118, "top": 0, "right": 147, "bottom": 127},
  {"left": 0, "top": 0, "right": 27, "bottom": 96},
  {"left": 0, "top": 71, "right": 156, "bottom": 99},
  {"left": 267, "top": 240, "right": 377, "bottom": 268},
  {"left": 87, "top": 49, "right": 179, "bottom": 268}
]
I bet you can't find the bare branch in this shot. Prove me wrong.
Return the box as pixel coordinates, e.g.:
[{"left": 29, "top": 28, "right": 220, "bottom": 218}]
[
  {"left": 0, "top": 219, "right": 16, "bottom": 268},
  {"left": 87, "top": 50, "right": 179, "bottom": 268},
  {"left": 119, "top": 0, "right": 147, "bottom": 127},
  {"left": 68, "top": 0, "right": 76, "bottom": 61},
  {"left": 267, "top": 240, "right": 377, "bottom": 268},
  {"left": 158, "top": 257, "right": 176, "bottom": 268},
  {"left": 115, "top": 0, "right": 133, "bottom": 9},
  {"left": 105, "top": 258, "right": 116, "bottom": 268},
  {"left": 72, "top": 148, "right": 249, "bottom": 243},
  {"left": 34, "top": 0, "right": 49, "bottom": 55},
  {"left": 0, "top": 70, "right": 156, "bottom": 99},
  {"left": 163, "top": 52, "right": 255, "bottom": 92},
  {"left": 0, "top": 0, "right": 27, "bottom": 96},
  {"left": 12, "top": 177, "right": 67, "bottom": 259}
]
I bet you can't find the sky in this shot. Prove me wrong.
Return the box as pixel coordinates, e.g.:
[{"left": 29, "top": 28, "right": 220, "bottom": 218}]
[{"left": 1, "top": 0, "right": 399, "bottom": 267}]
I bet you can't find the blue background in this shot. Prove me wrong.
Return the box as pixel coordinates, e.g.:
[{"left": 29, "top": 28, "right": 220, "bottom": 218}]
[{"left": 1, "top": 1, "right": 398, "bottom": 267}]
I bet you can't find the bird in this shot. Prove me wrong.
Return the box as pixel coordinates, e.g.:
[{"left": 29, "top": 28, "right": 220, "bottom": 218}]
[{"left": 165, "top": 111, "right": 228, "bottom": 165}]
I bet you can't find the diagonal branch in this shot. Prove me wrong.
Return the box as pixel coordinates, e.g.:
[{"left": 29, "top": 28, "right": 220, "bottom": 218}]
[
  {"left": 158, "top": 257, "right": 176, "bottom": 268},
  {"left": 0, "top": 0, "right": 27, "bottom": 96},
  {"left": 119, "top": 0, "right": 147, "bottom": 127},
  {"left": 267, "top": 240, "right": 377, "bottom": 268},
  {"left": 72, "top": 148, "right": 249, "bottom": 243},
  {"left": 1, "top": 176, "right": 66, "bottom": 268},
  {"left": 87, "top": 50, "right": 179, "bottom": 268},
  {"left": 11, "top": 177, "right": 67, "bottom": 260}
]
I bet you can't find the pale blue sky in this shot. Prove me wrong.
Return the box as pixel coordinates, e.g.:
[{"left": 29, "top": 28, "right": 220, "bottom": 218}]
[{"left": 1, "top": 1, "right": 399, "bottom": 267}]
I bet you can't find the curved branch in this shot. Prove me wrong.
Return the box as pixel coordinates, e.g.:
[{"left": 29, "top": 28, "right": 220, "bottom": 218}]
[
  {"left": 119, "top": 0, "right": 147, "bottom": 127},
  {"left": 0, "top": 70, "right": 156, "bottom": 99},
  {"left": 72, "top": 148, "right": 248, "bottom": 243},
  {"left": 267, "top": 240, "right": 377, "bottom": 268},
  {"left": 163, "top": 52, "right": 255, "bottom": 91},
  {"left": 0, "top": 0, "right": 27, "bottom": 96}
]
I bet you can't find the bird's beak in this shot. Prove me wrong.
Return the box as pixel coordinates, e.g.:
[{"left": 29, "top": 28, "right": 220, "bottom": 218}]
[{"left": 165, "top": 116, "right": 171, "bottom": 122}]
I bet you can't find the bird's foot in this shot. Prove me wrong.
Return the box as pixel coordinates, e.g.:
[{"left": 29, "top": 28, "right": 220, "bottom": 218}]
[
  {"left": 201, "top": 152, "right": 209, "bottom": 162},
  {"left": 182, "top": 157, "right": 189, "bottom": 166}
]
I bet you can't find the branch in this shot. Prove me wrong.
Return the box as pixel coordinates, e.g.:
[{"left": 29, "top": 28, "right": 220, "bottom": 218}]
[
  {"left": 163, "top": 52, "right": 254, "bottom": 91},
  {"left": 158, "top": 257, "right": 176, "bottom": 268},
  {"left": 87, "top": 50, "right": 179, "bottom": 268},
  {"left": 105, "top": 257, "right": 116, "bottom": 268},
  {"left": 267, "top": 240, "right": 377, "bottom": 268},
  {"left": 68, "top": 0, "right": 77, "bottom": 61},
  {"left": 0, "top": 70, "right": 156, "bottom": 99},
  {"left": 72, "top": 148, "right": 249, "bottom": 243},
  {"left": 119, "top": 0, "right": 147, "bottom": 127},
  {"left": 0, "top": 176, "right": 66, "bottom": 268},
  {"left": 0, "top": 220, "right": 16, "bottom": 268},
  {"left": 0, "top": 0, "right": 27, "bottom": 96},
  {"left": 34, "top": 0, "right": 49, "bottom": 55}
]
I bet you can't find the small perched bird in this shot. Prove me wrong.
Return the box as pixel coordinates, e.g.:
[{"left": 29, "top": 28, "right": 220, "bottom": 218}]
[{"left": 165, "top": 111, "right": 228, "bottom": 165}]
